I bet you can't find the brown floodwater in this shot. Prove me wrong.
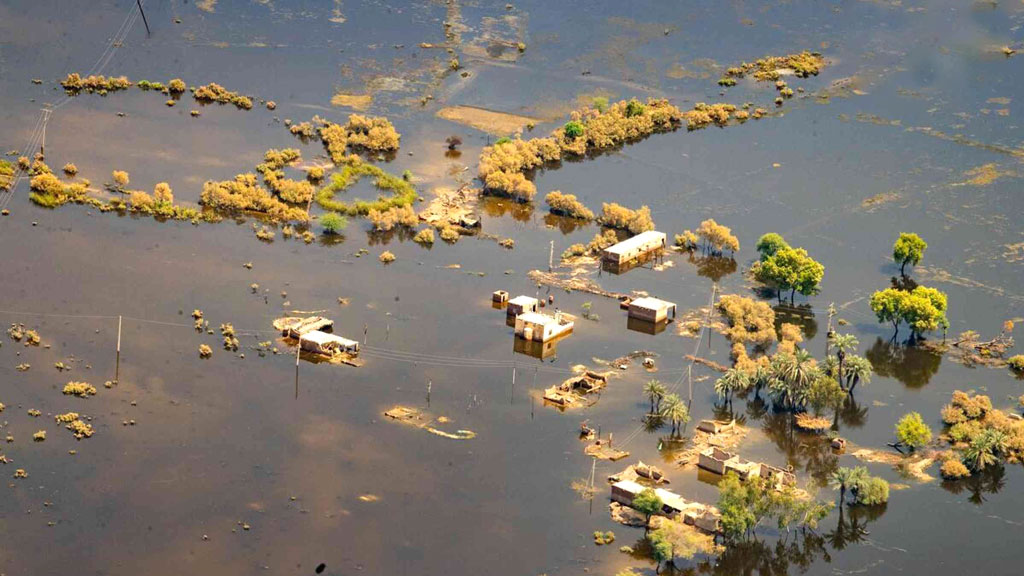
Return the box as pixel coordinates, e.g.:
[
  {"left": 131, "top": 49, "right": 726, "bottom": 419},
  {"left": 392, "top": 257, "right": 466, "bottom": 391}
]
[{"left": 2, "top": 1, "right": 1024, "bottom": 575}]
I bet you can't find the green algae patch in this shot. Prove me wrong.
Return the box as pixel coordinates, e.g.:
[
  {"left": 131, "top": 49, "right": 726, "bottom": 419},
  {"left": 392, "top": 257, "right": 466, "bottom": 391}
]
[{"left": 316, "top": 158, "right": 416, "bottom": 216}]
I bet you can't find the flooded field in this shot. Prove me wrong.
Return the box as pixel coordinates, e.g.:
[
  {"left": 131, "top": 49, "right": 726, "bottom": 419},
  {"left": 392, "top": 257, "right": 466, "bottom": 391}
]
[{"left": 1, "top": 1, "right": 1024, "bottom": 575}]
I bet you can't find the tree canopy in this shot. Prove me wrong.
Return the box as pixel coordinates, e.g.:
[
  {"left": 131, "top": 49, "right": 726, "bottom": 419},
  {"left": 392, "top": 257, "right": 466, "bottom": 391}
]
[
  {"left": 895, "top": 411, "right": 932, "bottom": 450},
  {"left": 753, "top": 247, "right": 824, "bottom": 303},
  {"left": 755, "top": 233, "right": 790, "bottom": 261},
  {"left": 696, "top": 218, "right": 740, "bottom": 255},
  {"left": 893, "top": 232, "right": 927, "bottom": 275},
  {"left": 632, "top": 488, "right": 664, "bottom": 527},
  {"left": 869, "top": 285, "right": 948, "bottom": 339}
]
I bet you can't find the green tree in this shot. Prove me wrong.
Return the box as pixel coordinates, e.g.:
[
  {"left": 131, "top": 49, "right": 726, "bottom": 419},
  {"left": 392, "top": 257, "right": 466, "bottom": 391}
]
[
  {"left": 829, "top": 333, "right": 859, "bottom": 385},
  {"left": 717, "top": 472, "right": 758, "bottom": 540},
  {"left": 963, "top": 428, "right": 1007, "bottom": 472},
  {"left": 894, "top": 412, "right": 932, "bottom": 451},
  {"left": 853, "top": 477, "right": 889, "bottom": 506},
  {"left": 714, "top": 368, "right": 750, "bottom": 404},
  {"left": 869, "top": 288, "right": 906, "bottom": 336},
  {"left": 632, "top": 488, "right": 664, "bottom": 530},
  {"left": 563, "top": 121, "right": 585, "bottom": 140},
  {"left": 843, "top": 355, "right": 873, "bottom": 394},
  {"left": 625, "top": 99, "right": 646, "bottom": 117},
  {"left": 644, "top": 380, "right": 668, "bottom": 413},
  {"left": 755, "top": 233, "right": 789, "bottom": 261},
  {"left": 320, "top": 212, "right": 348, "bottom": 234},
  {"left": 660, "top": 394, "right": 690, "bottom": 435},
  {"left": 753, "top": 247, "right": 824, "bottom": 303},
  {"left": 829, "top": 466, "right": 868, "bottom": 505},
  {"left": 648, "top": 519, "right": 714, "bottom": 572},
  {"left": 893, "top": 232, "right": 927, "bottom": 275},
  {"left": 807, "top": 375, "right": 845, "bottom": 417}
]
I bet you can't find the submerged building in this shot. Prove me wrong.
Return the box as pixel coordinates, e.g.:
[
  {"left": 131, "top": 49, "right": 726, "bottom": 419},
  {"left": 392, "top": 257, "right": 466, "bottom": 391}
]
[
  {"left": 514, "top": 311, "right": 575, "bottom": 342},
  {"left": 601, "top": 231, "right": 667, "bottom": 267},
  {"left": 611, "top": 480, "right": 721, "bottom": 533}
]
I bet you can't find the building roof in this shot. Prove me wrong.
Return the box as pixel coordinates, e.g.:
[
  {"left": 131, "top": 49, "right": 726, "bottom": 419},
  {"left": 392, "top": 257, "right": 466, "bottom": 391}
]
[
  {"left": 509, "top": 295, "right": 538, "bottom": 306},
  {"left": 603, "top": 230, "right": 666, "bottom": 255},
  {"left": 517, "top": 311, "right": 557, "bottom": 325},
  {"left": 629, "top": 296, "right": 676, "bottom": 311},
  {"left": 302, "top": 330, "right": 358, "bottom": 347}
]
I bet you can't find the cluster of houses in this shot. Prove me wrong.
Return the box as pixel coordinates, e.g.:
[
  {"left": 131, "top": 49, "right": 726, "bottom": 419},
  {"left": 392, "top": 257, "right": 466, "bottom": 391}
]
[
  {"left": 273, "top": 316, "right": 360, "bottom": 361},
  {"left": 611, "top": 480, "right": 723, "bottom": 533},
  {"left": 697, "top": 447, "right": 796, "bottom": 488}
]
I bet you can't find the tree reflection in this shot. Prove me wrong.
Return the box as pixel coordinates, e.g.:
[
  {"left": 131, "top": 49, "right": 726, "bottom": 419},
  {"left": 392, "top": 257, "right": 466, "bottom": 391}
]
[
  {"left": 760, "top": 411, "right": 839, "bottom": 486},
  {"left": 940, "top": 464, "right": 1006, "bottom": 505},
  {"left": 865, "top": 337, "right": 943, "bottom": 388},
  {"left": 825, "top": 503, "right": 884, "bottom": 551},
  {"left": 543, "top": 213, "right": 588, "bottom": 235},
  {"left": 688, "top": 253, "right": 738, "bottom": 282},
  {"left": 367, "top": 226, "right": 416, "bottom": 246},
  {"left": 479, "top": 196, "right": 532, "bottom": 222},
  {"left": 773, "top": 303, "right": 818, "bottom": 341}
]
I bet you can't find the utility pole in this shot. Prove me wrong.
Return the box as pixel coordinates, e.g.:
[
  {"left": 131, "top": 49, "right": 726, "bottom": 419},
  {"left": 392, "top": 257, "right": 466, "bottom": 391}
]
[
  {"left": 548, "top": 240, "right": 554, "bottom": 271},
  {"left": 115, "top": 315, "right": 122, "bottom": 383},
  {"left": 137, "top": 0, "right": 151, "bottom": 35}
]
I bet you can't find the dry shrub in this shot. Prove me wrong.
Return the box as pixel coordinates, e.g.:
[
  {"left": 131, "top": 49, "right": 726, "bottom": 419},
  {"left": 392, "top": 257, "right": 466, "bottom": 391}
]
[
  {"left": 586, "top": 229, "right": 619, "bottom": 254},
  {"left": 484, "top": 170, "right": 536, "bottom": 202},
  {"left": 599, "top": 203, "right": 654, "bottom": 234},
  {"left": 344, "top": 114, "right": 401, "bottom": 151},
  {"left": 62, "top": 163, "right": 78, "bottom": 176},
  {"left": 153, "top": 182, "right": 173, "bottom": 204},
  {"left": 414, "top": 227, "right": 435, "bottom": 244},
  {"left": 193, "top": 83, "right": 253, "bottom": 110},
  {"left": 777, "top": 323, "right": 803, "bottom": 355},
  {"left": 61, "top": 73, "right": 131, "bottom": 93},
  {"left": 717, "top": 294, "right": 777, "bottom": 348},
  {"left": 368, "top": 205, "right": 418, "bottom": 231},
  {"left": 379, "top": 251, "right": 396, "bottom": 263},
  {"left": 200, "top": 173, "right": 309, "bottom": 222},
  {"left": 696, "top": 218, "right": 740, "bottom": 253},
  {"left": 545, "top": 190, "right": 594, "bottom": 220}
]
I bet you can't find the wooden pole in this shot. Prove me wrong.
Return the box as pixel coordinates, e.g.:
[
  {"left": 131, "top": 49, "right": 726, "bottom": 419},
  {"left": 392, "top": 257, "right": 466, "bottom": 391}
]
[
  {"left": 137, "top": 0, "right": 151, "bottom": 35},
  {"left": 296, "top": 336, "right": 301, "bottom": 366},
  {"left": 548, "top": 240, "right": 554, "bottom": 271},
  {"left": 115, "top": 315, "right": 122, "bottom": 383}
]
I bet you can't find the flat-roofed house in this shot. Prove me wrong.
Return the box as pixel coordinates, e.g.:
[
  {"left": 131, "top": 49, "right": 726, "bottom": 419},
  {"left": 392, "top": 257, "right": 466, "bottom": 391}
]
[
  {"left": 601, "top": 231, "right": 667, "bottom": 266},
  {"left": 628, "top": 297, "right": 677, "bottom": 323},
  {"left": 514, "top": 311, "right": 574, "bottom": 342}
]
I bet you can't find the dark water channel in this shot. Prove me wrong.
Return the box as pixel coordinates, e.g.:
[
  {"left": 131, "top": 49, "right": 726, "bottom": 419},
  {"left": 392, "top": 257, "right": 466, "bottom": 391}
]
[{"left": 1, "top": 1, "right": 1024, "bottom": 575}]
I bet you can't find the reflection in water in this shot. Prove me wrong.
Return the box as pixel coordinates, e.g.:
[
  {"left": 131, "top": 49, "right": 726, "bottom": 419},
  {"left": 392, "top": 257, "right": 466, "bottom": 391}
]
[
  {"left": 889, "top": 274, "right": 919, "bottom": 292},
  {"left": 479, "top": 196, "right": 532, "bottom": 222},
  {"left": 601, "top": 249, "right": 664, "bottom": 275},
  {"left": 688, "top": 253, "right": 738, "bottom": 282},
  {"left": 627, "top": 316, "right": 670, "bottom": 335},
  {"left": 866, "top": 337, "right": 943, "bottom": 388},
  {"left": 760, "top": 411, "right": 839, "bottom": 486},
  {"left": 367, "top": 226, "right": 417, "bottom": 246},
  {"left": 941, "top": 464, "right": 1006, "bottom": 505},
  {"left": 838, "top": 397, "right": 869, "bottom": 429},
  {"left": 774, "top": 303, "right": 818, "bottom": 341},
  {"left": 825, "top": 503, "right": 886, "bottom": 551},
  {"left": 542, "top": 212, "right": 588, "bottom": 235}
]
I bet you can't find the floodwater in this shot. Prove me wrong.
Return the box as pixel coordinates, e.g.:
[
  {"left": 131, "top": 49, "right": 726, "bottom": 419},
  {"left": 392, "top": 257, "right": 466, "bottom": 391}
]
[{"left": 1, "top": 1, "right": 1023, "bottom": 575}]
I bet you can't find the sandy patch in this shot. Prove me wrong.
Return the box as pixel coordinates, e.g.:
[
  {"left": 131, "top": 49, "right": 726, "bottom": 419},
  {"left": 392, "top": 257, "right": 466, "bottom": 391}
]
[{"left": 436, "top": 105, "right": 538, "bottom": 135}]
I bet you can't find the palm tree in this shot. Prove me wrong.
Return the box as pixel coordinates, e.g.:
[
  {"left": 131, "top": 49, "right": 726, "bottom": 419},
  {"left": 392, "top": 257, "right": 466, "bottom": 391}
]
[
  {"left": 965, "top": 429, "right": 1008, "bottom": 472},
  {"left": 830, "top": 333, "right": 859, "bottom": 384},
  {"left": 714, "top": 368, "right": 750, "bottom": 405},
  {"left": 830, "top": 466, "right": 868, "bottom": 504},
  {"left": 660, "top": 393, "right": 690, "bottom": 436},
  {"left": 843, "top": 355, "right": 873, "bottom": 395},
  {"left": 644, "top": 380, "right": 667, "bottom": 413},
  {"left": 772, "top": 350, "right": 816, "bottom": 409}
]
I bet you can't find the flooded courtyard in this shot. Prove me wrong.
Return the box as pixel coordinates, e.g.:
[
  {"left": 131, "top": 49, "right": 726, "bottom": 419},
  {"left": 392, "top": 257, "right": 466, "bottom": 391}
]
[{"left": 1, "top": 1, "right": 1024, "bottom": 575}]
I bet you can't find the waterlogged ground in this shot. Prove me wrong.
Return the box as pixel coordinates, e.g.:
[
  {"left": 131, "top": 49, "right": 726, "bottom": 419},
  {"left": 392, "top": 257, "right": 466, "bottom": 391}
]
[{"left": 1, "top": 1, "right": 1024, "bottom": 575}]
